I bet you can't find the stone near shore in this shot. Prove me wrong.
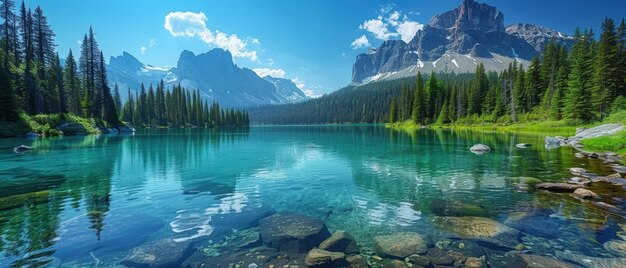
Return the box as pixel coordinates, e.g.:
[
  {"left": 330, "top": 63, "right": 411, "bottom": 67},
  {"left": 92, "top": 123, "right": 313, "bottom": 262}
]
[
  {"left": 24, "top": 131, "right": 40, "bottom": 138},
  {"left": 258, "top": 213, "right": 330, "bottom": 252},
  {"left": 513, "top": 254, "right": 582, "bottom": 268},
  {"left": 120, "top": 238, "right": 192, "bottom": 268},
  {"left": 431, "top": 216, "right": 520, "bottom": 248},
  {"left": 569, "top": 167, "right": 588, "bottom": 176},
  {"left": 470, "top": 144, "right": 491, "bottom": 154},
  {"left": 56, "top": 122, "right": 87, "bottom": 135},
  {"left": 304, "top": 248, "right": 346, "bottom": 267},
  {"left": 545, "top": 136, "right": 566, "bottom": 149},
  {"left": 535, "top": 182, "right": 583, "bottom": 192},
  {"left": 373, "top": 232, "right": 430, "bottom": 258},
  {"left": 567, "top": 177, "right": 592, "bottom": 186},
  {"left": 557, "top": 250, "right": 626, "bottom": 268},
  {"left": 572, "top": 188, "right": 600, "bottom": 200},
  {"left": 319, "top": 230, "right": 359, "bottom": 254}
]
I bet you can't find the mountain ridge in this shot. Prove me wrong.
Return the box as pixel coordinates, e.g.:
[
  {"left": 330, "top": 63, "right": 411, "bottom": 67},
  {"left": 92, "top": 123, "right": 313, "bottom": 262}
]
[
  {"left": 106, "top": 49, "right": 308, "bottom": 108},
  {"left": 351, "top": 0, "right": 573, "bottom": 84}
]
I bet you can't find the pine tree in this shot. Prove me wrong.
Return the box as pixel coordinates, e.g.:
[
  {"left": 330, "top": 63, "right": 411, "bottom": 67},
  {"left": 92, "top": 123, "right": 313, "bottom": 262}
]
[
  {"left": 525, "top": 56, "right": 542, "bottom": 112},
  {"left": 113, "top": 83, "right": 121, "bottom": 113},
  {"left": 1, "top": 0, "right": 16, "bottom": 69},
  {"left": 389, "top": 96, "right": 397, "bottom": 123},
  {"left": 594, "top": 17, "right": 620, "bottom": 119},
  {"left": 468, "top": 63, "right": 488, "bottom": 115},
  {"left": 426, "top": 72, "right": 440, "bottom": 121},
  {"left": 564, "top": 28, "right": 595, "bottom": 122},
  {"left": 64, "top": 49, "right": 81, "bottom": 114},
  {"left": 0, "top": 61, "right": 18, "bottom": 121},
  {"left": 411, "top": 72, "right": 426, "bottom": 124},
  {"left": 513, "top": 64, "right": 526, "bottom": 114}
]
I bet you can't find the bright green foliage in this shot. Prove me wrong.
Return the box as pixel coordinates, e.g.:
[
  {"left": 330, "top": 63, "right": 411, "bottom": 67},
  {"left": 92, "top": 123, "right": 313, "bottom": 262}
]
[{"left": 564, "top": 28, "right": 596, "bottom": 123}]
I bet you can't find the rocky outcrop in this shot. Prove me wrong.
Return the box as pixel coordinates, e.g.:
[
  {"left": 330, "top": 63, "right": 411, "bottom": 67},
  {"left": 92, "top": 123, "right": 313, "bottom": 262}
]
[
  {"left": 373, "top": 232, "right": 431, "bottom": 258},
  {"left": 546, "top": 123, "right": 624, "bottom": 149},
  {"left": 506, "top": 23, "right": 574, "bottom": 53},
  {"left": 258, "top": 213, "right": 330, "bottom": 252},
  {"left": 351, "top": 0, "right": 547, "bottom": 83}
]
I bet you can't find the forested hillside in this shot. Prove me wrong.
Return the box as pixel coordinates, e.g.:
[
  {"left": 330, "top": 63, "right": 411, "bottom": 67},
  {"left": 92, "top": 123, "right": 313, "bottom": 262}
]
[
  {"left": 0, "top": 0, "right": 247, "bottom": 137},
  {"left": 391, "top": 19, "right": 626, "bottom": 126}
]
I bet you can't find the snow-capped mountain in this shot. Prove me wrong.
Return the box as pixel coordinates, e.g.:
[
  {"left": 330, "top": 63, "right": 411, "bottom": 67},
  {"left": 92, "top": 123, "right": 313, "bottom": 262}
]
[
  {"left": 106, "top": 49, "right": 308, "bottom": 107},
  {"left": 351, "top": 0, "right": 573, "bottom": 84}
]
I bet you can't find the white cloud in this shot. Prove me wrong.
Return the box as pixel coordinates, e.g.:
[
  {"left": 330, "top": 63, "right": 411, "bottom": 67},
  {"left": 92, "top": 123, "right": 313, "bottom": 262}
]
[
  {"left": 351, "top": 35, "right": 371, "bottom": 49},
  {"left": 164, "top": 11, "right": 258, "bottom": 61},
  {"left": 140, "top": 46, "right": 147, "bottom": 54},
  {"left": 140, "top": 38, "right": 157, "bottom": 54},
  {"left": 355, "top": 8, "right": 423, "bottom": 45},
  {"left": 252, "top": 68, "right": 285, "bottom": 78},
  {"left": 397, "top": 21, "right": 423, "bottom": 43}
]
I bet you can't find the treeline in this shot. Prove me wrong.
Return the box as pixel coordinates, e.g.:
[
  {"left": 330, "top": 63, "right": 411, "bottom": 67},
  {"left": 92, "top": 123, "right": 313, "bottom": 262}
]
[
  {"left": 0, "top": 0, "right": 119, "bottom": 125},
  {"left": 250, "top": 77, "right": 416, "bottom": 124},
  {"left": 391, "top": 18, "right": 626, "bottom": 125},
  {"left": 120, "top": 82, "right": 250, "bottom": 128}
]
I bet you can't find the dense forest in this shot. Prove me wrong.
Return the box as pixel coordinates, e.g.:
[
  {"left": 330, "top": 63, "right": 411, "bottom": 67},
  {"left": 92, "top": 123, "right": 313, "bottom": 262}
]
[
  {"left": 391, "top": 19, "right": 626, "bottom": 126},
  {"left": 252, "top": 18, "right": 626, "bottom": 126},
  {"left": 0, "top": 0, "right": 247, "bottom": 136},
  {"left": 119, "top": 82, "right": 249, "bottom": 128}
]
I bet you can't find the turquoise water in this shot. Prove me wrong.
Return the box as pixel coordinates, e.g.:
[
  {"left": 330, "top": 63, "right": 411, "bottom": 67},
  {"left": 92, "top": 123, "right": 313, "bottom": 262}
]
[{"left": 0, "top": 126, "right": 625, "bottom": 267}]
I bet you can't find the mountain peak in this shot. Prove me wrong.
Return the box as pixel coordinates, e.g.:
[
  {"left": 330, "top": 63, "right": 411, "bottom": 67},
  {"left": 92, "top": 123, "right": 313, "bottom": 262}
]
[
  {"left": 109, "top": 51, "right": 144, "bottom": 72},
  {"left": 429, "top": 0, "right": 504, "bottom": 33}
]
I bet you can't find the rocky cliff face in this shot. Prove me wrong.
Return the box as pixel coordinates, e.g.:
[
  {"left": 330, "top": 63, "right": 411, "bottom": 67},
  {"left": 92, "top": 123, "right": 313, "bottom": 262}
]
[
  {"left": 351, "top": 0, "right": 571, "bottom": 84},
  {"left": 506, "top": 23, "right": 574, "bottom": 53},
  {"left": 107, "top": 49, "right": 308, "bottom": 107}
]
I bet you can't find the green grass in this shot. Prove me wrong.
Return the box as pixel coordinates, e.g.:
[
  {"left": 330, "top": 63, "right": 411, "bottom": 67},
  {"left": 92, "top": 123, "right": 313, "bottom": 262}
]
[
  {"left": 1, "top": 113, "right": 100, "bottom": 137},
  {"left": 581, "top": 130, "right": 626, "bottom": 155}
]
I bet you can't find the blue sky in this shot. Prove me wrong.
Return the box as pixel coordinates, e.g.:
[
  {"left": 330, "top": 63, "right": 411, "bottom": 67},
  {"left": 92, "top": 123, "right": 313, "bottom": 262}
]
[{"left": 24, "top": 0, "right": 626, "bottom": 97}]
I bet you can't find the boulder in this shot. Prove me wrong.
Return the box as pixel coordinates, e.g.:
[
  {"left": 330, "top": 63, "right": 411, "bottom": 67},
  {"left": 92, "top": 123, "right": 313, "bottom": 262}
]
[
  {"left": 572, "top": 188, "right": 600, "bottom": 200},
  {"left": 431, "top": 216, "right": 520, "bottom": 248},
  {"left": 535, "top": 183, "right": 583, "bottom": 192},
  {"left": 25, "top": 131, "right": 40, "bottom": 138},
  {"left": 304, "top": 248, "right": 346, "bottom": 267},
  {"left": 13, "top": 144, "right": 32, "bottom": 153},
  {"left": 569, "top": 167, "right": 588, "bottom": 176},
  {"left": 470, "top": 144, "right": 491, "bottom": 154},
  {"left": 319, "top": 230, "right": 359, "bottom": 254},
  {"left": 56, "top": 122, "right": 87, "bottom": 135},
  {"left": 567, "top": 177, "right": 592, "bottom": 186},
  {"left": 258, "top": 213, "right": 330, "bottom": 252},
  {"left": 120, "top": 238, "right": 192, "bottom": 268},
  {"left": 604, "top": 240, "right": 626, "bottom": 257},
  {"left": 545, "top": 136, "right": 565, "bottom": 149},
  {"left": 514, "top": 254, "right": 582, "bottom": 268},
  {"left": 611, "top": 165, "right": 626, "bottom": 174},
  {"left": 373, "top": 232, "right": 430, "bottom": 258},
  {"left": 516, "top": 143, "right": 531, "bottom": 148}
]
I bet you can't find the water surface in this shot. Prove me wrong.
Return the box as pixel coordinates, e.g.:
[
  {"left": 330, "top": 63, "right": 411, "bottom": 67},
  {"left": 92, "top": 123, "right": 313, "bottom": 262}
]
[{"left": 0, "top": 126, "right": 625, "bottom": 266}]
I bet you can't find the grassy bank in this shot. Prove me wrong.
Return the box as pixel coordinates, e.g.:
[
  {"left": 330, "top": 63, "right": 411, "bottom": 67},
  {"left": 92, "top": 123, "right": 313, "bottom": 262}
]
[
  {"left": 387, "top": 111, "right": 626, "bottom": 155},
  {"left": 0, "top": 113, "right": 100, "bottom": 138}
]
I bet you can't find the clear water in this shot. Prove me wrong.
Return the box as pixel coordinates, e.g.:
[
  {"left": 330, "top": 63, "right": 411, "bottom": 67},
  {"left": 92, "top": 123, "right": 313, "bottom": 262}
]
[{"left": 0, "top": 126, "right": 625, "bottom": 267}]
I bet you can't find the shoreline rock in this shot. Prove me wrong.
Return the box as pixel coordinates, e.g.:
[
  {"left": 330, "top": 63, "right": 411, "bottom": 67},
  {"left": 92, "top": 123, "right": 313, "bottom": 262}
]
[
  {"left": 470, "top": 144, "right": 491, "bottom": 154},
  {"left": 258, "top": 213, "right": 330, "bottom": 253},
  {"left": 535, "top": 183, "right": 583, "bottom": 192},
  {"left": 373, "top": 232, "right": 430, "bottom": 258}
]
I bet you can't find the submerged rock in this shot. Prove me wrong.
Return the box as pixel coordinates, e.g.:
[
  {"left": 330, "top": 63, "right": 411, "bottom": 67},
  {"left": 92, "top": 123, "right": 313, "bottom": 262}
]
[
  {"left": 504, "top": 211, "right": 562, "bottom": 239},
  {"left": 431, "top": 216, "right": 520, "bottom": 248},
  {"left": 319, "top": 230, "right": 359, "bottom": 254},
  {"left": 465, "top": 256, "right": 487, "bottom": 268},
  {"left": 13, "top": 144, "right": 32, "bottom": 153},
  {"left": 514, "top": 254, "right": 582, "bottom": 268},
  {"left": 346, "top": 254, "right": 368, "bottom": 268},
  {"left": 429, "top": 198, "right": 487, "bottom": 216},
  {"left": 373, "top": 232, "right": 430, "bottom": 258},
  {"left": 304, "top": 248, "right": 346, "bottom": 267},
  {"left": 556, "top": 250, "right": 626, "bottom": 268},
  {"left": 535, "top": 182, "right": 583, "bottom": 192},
  {"left": 406, "top": 254, "right": 430, "bottom": 266},
  {"left": 512, "top": 177, "right": 543, "bottom": 192},
  {"left": 567, "top": 177, "right": 592, "bottom": 186},
  {"left": 426, "top": 247, "right": 456, "bottom": 265},
  {"left": 570, "top": 168, "right": 588, "bottom": 176},
  {"left": 611, "top": 165, "right": 626, "bottom": 174},
  {"left": 470, "top": 144, "right": 491, "bottom": 154},
  {"left": 120, "top": 238, "right": 192, "bottom": 268},
  {"left": 572, "top": 188, "right": 600, "bottom": 200},
  {"left": 258, "top": 213, "right": 330, "bottom": 252},
  {"left": 604, "top": 240, "right": 626, "bottom": 257}
]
